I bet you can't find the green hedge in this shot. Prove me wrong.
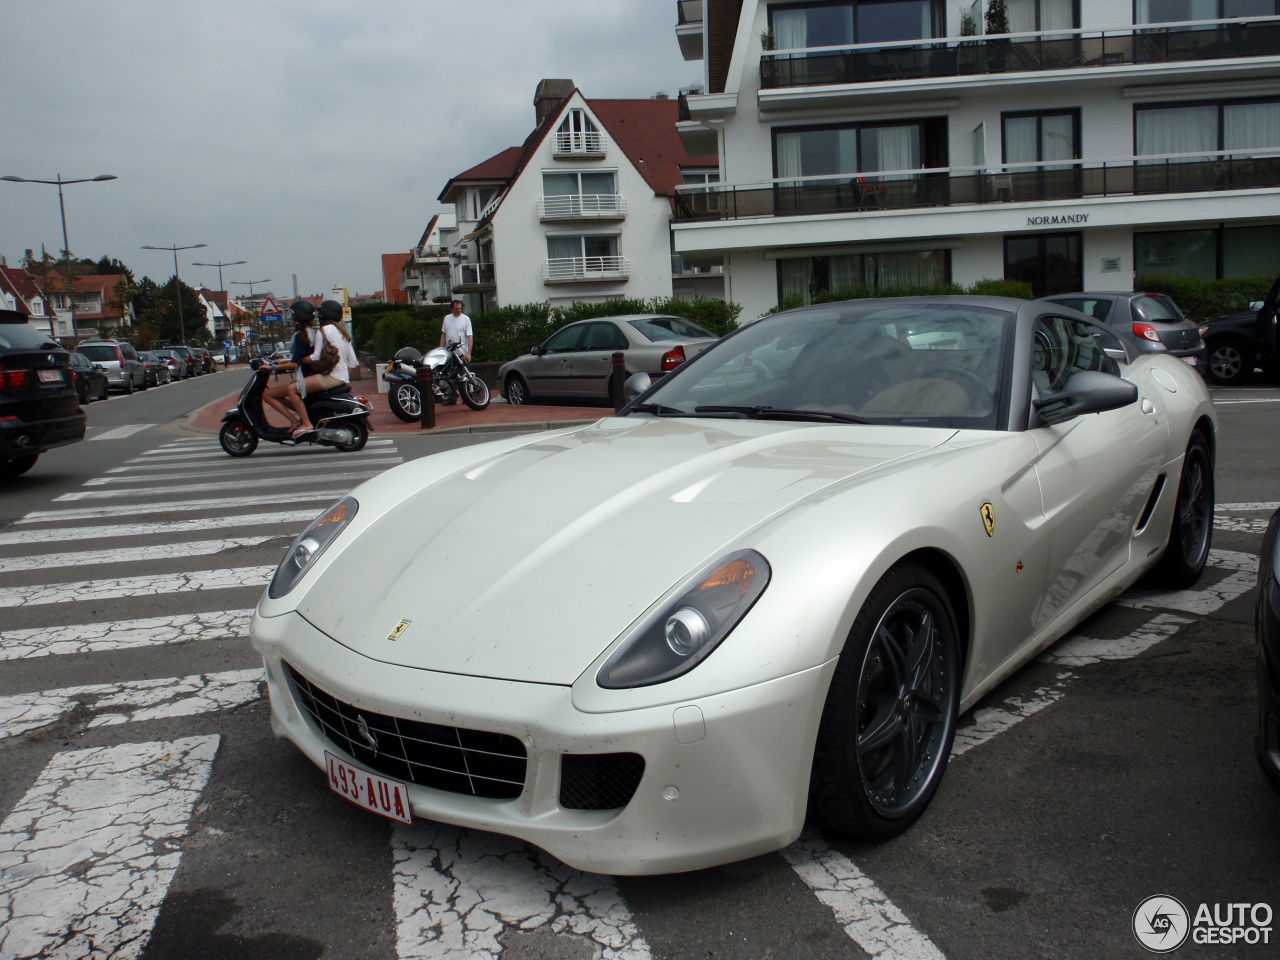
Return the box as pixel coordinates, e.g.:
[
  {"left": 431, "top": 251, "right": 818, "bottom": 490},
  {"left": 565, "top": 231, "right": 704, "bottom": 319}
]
[{"left": 1133, "top": 274, "right": 1272, "bottom": 322}]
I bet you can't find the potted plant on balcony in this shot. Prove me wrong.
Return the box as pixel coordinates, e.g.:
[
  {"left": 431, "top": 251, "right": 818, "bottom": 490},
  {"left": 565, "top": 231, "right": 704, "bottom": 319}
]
[
  {"left": 984, "top": 0, "right": 1011, "bottom": 71},
  {"left": 941, "top": 7, "right": 978, "bottom": 75}
]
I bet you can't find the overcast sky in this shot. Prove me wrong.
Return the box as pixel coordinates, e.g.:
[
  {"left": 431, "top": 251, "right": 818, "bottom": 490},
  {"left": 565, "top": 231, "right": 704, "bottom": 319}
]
[{"left": 0, "top": 0, "right": 699, "bottom": 303}]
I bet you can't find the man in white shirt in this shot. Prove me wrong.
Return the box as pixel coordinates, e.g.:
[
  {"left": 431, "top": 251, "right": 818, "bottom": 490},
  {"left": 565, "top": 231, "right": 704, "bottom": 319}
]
[{"left": 440, "top": 300, "right": 474, "bottom": 362}]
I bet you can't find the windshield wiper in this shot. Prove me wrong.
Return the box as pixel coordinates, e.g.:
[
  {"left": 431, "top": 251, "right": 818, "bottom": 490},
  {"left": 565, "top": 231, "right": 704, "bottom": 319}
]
[
  {"left": 627, "top": 402, "right": 695, "bottom": 417},
  {"left": 694, "top": 405, "right": 870, "bottom": 424}
]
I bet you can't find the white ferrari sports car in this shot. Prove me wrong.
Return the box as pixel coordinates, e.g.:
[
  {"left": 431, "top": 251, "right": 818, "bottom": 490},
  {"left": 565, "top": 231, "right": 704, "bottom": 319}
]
[{"left": 252, "top": 296, "right": 1216, "bottom": 875}]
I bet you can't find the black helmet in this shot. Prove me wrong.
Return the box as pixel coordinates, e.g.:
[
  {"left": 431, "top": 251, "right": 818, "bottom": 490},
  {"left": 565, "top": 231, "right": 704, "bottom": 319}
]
[
  {"left": 290, "top": 300, "right": 315, "bottom": 323},
  {"left": 318, "top": 300, "right": 344, "bottom": 323}
]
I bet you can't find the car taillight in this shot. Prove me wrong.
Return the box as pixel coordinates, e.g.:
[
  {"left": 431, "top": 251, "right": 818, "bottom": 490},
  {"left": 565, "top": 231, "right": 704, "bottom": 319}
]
[
  {"left": 661, "top": 345, "right": 687, "bottom": 371},
  {"left": 1132, "top": 322, "right": 1163, "bottom": 343},
  {"left": 0, "top": 365, "right": 28, "bottom": 389}
]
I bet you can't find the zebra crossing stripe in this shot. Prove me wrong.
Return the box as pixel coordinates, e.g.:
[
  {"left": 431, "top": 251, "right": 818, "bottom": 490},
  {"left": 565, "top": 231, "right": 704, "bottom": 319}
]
[
  {"left": 0, "top": 736, "right": 219, "bottom": 960},
  {"left": 54, "top": 470, "right": 384, "bottom": 500},
  {"left": 16, "top": 491, "right": 343, "bottom": 523},
  {"left": 1119, "top": 548, "right": 1256, "bottom": 615},
  {"left": 393, "top": 822, "right": 651, "bottom": 960},
  {"left": 0, "top": 610, "right": 254, "bottom": 661},
  {"left": 0, "top": 566, "right": 275, "bottom": 607},
  {"left": 133, "top": 438, "right": 395, "bottom": 462},
  {"left": 0, "top": 669, "right": 262, "bottom": 741},
  {"left": 0, "top": 536, "right": 281, "bottom": 573},
  {"left": 89, "top": 424, "right": 156, "bottom": 441},
  {"left": 104, "top": 452, "right": 402, "bottom": 475},
  {"left": 0, "top": 512, "right": 317, "bottom": 546}
]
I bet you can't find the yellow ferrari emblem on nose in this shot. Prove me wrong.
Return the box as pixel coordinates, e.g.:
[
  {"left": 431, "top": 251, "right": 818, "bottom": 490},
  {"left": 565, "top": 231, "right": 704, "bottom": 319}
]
[
  {"left": 980, "top": 502, "right": 995, "bottom": 537},
  {"left": 388, "top": 620, "right": 411, "bottom": 641}
]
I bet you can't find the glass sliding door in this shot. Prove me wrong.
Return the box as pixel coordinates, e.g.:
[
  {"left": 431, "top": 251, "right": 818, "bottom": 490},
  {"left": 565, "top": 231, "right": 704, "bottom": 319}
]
[{"left": 1004, "top": 233, "right": 1081, "bottom": 297}]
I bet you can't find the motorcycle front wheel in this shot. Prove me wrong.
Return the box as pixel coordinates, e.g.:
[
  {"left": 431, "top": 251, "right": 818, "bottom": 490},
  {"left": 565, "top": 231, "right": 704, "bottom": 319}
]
[
  {"left": 389, "top": 381, "right": 421, "bottom": 422},
  {"left": 219, "top": 419, "right": 258, "bottom": 457},
  {"left": 333, "top": 419, "right": 369, "bottom": 452},
  {"left": 460, "top": 373, "right": 490, "bottom": 410}
]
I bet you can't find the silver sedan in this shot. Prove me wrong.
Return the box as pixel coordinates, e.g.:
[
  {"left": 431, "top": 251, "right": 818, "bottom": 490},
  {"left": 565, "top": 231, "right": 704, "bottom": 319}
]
[{"left": 499, "top": 314, "right": 718, "bottom": 405}]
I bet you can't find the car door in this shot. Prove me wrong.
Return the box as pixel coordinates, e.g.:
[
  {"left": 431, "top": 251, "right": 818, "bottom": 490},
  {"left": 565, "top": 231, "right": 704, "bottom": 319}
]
[
  {"left": 569, "top": 321, "right": 629, "bottom": 399},
  {"left": 526, "top": 323, "right": 585, "bottom": 397},
  {"left": 1027, "top": 312, "right": 1170, "bottom": 631}
]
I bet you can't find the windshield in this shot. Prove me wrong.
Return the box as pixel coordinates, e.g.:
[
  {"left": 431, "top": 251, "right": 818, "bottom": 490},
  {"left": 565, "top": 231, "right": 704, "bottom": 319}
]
[
  {"left": 77, "top": 344, "right": 119, "bottom": 361},
  {"left": 627, "top": 316, "right": 716, "bottom": 342},
  {"left": 630, "top": 301, "right": 1013, "bottom": 429},
  {"left": 0, "top": 326, "right": 61, "bottom": 350},
  {"left": 1133, "top": 295, "right": 1186, "bottom": 323}
]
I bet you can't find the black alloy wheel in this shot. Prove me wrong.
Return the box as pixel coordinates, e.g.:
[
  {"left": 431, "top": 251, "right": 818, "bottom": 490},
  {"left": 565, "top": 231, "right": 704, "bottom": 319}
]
[
  {"left": 1206, "top": 338, "right": 1253, "bottom": 385},
  {"left": 1152, "top": 429, "right": 1214, "bottom": 587},
  {"left": 811, "top": 563, "right": 959, "bottom": 840}
]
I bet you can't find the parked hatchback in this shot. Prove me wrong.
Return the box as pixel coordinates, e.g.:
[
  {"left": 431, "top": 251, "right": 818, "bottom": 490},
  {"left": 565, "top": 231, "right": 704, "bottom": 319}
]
[
  {"left": 1, "top": 311, "right": 86, "bottom": 479},
  {"left": 138, "top": 351, "right": 173, "bottom": 387},
  {"left": 150, "top": 349, "right": 187, "bottom": 380},
  {"left": 75, "top": 339, "right": 147, "bottom": 393},
  {"left": 171, "top": 345, "right": 199, "bottom": 377},
  {"left": 1036, "top": 292, "right": 1206, "bottom": 369}
]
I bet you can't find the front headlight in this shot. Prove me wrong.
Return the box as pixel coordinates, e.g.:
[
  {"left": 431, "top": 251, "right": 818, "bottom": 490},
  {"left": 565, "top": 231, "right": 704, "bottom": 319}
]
[
  {"left": 268, "top": 497, "right": 358, "bottom": 599},
  {"left": 597, "top": 550, "right": 770, "bottom": 689}
]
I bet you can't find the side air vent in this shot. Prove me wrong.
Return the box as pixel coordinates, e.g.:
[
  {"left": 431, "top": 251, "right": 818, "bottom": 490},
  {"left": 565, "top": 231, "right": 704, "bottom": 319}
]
[{"left": 1134, "top": 473, "right": 1167, "bottom": 535}]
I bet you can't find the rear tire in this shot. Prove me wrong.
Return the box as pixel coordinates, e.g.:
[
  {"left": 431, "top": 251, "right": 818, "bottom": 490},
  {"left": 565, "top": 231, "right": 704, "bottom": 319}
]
[
  {"left": 124, "top": 376, "right": 134, "bottom": 395},
  {"left": 389, "top": 381, "right": 421, "bottom": 422},
  {"left": 333, "top": 420, "right": 369, "bottom": 452},
  {"left": 461, "top": 374, "right": 490, "bottom": 410},
  {"left": 0, "top": 455, "right": 38, "bottom": 481},
  {"left": 219, "top": 419, "right": 258, "bottom": 457},
  {"left": 1152, "top": 429, "right": 1214, "bottom": 587},
  {"left": 811, "top": 563, "right": 959, "bottom": 840}
]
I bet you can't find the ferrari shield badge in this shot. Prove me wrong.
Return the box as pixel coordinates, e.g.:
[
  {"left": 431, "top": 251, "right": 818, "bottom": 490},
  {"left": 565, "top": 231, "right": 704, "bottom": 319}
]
[
  {"left": 387, "top": 620, "right": 411, "bottom": 642},
  {"left": 980, "top": 502, "right": 995, "bottom": 537}
]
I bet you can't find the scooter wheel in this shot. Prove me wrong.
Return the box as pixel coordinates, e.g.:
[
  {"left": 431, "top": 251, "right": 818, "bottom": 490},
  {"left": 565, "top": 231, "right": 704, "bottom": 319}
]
[
  {"left": 333, "top": 420, "right": 369, "bottom": 452},
  {"left": 219, "top": 419, "right": 258, "bottom": 457}
]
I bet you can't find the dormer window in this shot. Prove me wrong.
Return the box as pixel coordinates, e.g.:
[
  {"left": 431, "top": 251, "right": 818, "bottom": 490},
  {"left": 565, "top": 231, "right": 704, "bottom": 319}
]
[{"left": 555, "top": 109, "right": 606, "bottom": 156}]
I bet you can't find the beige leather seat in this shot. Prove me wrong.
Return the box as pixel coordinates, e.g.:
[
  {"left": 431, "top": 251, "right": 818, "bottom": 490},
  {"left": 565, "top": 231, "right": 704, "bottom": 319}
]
[{"left": 861, "top": 377, "right": 970, "bottom": 417}]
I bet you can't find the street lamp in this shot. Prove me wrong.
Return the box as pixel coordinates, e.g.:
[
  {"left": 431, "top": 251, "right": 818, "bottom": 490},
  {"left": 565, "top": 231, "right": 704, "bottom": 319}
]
[
  {"left": 1, "top": 173, "right": 118, "bottom": 340},
  {"left": 193, "top": 260, "right": 246, "bottom": 343},
  {"left": 231, "top": 279, "right": 271, "bottom": 350},
  {"left": 141, "top": 242, "right": 207, "bottom": 344}
]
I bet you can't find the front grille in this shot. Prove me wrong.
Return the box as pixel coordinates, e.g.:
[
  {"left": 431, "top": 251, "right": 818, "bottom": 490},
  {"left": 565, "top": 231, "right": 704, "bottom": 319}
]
[
  {"left": 285, "top": 663, "right": 527, "bottom": 799},
  {"left": 560, "top": 753, "right": 645, "bottom": 810}
]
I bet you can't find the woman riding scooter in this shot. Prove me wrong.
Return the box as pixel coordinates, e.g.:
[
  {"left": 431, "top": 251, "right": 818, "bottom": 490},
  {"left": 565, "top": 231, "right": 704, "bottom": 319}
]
[
  {"left": 284, "top": 299, "right": 359, "bottom": 438},
  {"left": 263, "top": 301, "right": 317, "bottom": 428}
]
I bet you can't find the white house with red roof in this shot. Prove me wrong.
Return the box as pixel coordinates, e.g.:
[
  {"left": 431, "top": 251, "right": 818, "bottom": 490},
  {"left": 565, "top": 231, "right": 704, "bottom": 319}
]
[
  {"left": 0, "top": 263, "right": 59, "bottom": 334},
  {"left": 436, "top": 80, "right": 723, "bottom": 312}
]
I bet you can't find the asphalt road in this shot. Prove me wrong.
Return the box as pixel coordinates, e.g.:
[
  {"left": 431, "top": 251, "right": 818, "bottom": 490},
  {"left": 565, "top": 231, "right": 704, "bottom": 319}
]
[{"left": 0, "top": 371, "right": 1276, "bottom": 960}]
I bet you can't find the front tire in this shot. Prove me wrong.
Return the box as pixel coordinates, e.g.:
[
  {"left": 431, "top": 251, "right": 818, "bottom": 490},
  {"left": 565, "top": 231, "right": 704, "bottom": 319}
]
[
  {"left": 219, "top": 419, "right": 258, "bottom": 457},
  {"left": 460, "top": 374, "right": 490, "bottom": 410},
  {"left": 1152, "top": 430, "right": 1214, "bottom": 587},
  {"left": 1206, "top": 337, "right": 1253, "bottom": 385},
  {"left": 811, "top": 563, "right": 959, "bottom": 840},
  {"left": 333, "top": 420, "right": 369, "bottom": 452},
  {"left": 505, "top": 374, "right": 529, "bottom": 406},
  {"left": 389, "top": 381, "right": 421, "bottom": 422}
]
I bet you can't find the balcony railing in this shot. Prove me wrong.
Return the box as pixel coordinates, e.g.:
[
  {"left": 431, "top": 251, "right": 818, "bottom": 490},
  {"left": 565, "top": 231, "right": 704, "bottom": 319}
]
[
  {"left": 759, "top": 17, "right": 1280, "bottom": 89},
  {"left": 543, "top": 256, "right": 630, "bottom": 283},
  {"left": 671, "top": 149, "right": 1280, "bottom": 222},
  {"left": 554, "top": 131, "right": 607, "bottom": 157},
  {"left": 671, "top": 254, "right": 723, "bottom": 275},
  {"left": 452, "top": 262, "right": 496, "bottom": 289},
  {"left": 538, "top": 194, "right": 627, "bottom": 220}
]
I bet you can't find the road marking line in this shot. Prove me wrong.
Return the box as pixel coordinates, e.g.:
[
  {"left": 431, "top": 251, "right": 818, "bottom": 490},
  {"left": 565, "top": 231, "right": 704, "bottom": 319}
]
[
  {"left": 89, "top": 424, "right": 156, "bottom": 441},
  {"left": 0, "top": 536, "right": 280, "bottom": 573},
  {"left": 54, "top": 471, "right": 382, "bottom": 500},
  {"left": 1218, "top": 501, "right": 1279, "bottom": 511},
  {"left": 0, "top": 511, "right": 317, "bottom": 546},
  {"left": 0, "top": 610, "right": 253, "bottom": 661},
  {"left": 393, "top": 822, "right": 651, "bottom": 960},
  {"left": 0, "top": 736, "right": 218, "bottom": 960},
  {"left": 92, "top": 456, "right": 402, "bottom": 483},
  {"left": 1119, "top": 549, "right": 1256, "bottom": 615},
  {"left": 781, "top": 836, "right": 946, "bottom": 960},
  {"left": 106, "top": 452, "right": 401, "bottom": 473},
  {"left": 1040, "top": 613, "right": 1193, "bottom": 667},
  {"left": 0, "top": 669, "right": 262, "bottom": 740},
  {"left": 133, "top": 438, "right": 395, "bottom": 462},
  {"left": 0, "top": 566, "right": 274, "bottom": 607},
  {"left": 15, "top": 491, "right": 344, "bottom": 523}
]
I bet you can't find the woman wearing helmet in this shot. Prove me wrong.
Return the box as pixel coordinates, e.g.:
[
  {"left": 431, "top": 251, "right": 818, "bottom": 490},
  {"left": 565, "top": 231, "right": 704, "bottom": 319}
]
[
  {"left": 284, "top": 299, "right": 359, "bottom": 437},
  {"left": 263, "top": 300, "right": 317, "bottom": 428}
]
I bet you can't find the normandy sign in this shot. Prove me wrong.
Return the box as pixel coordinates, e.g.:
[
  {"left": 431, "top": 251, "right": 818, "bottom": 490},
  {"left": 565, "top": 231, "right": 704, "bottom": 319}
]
[{"left": 1027, "top": 213, "right": 1089, "bottom": 227}]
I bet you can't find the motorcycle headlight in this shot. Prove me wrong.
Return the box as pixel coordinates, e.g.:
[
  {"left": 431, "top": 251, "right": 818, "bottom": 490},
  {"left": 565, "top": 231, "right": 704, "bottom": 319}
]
[
  {"left": 268, "top": 497, "right": 358, "bottom": 599},
  {"left": 597, "top": 550, "right": 770, "bottom": 689}
]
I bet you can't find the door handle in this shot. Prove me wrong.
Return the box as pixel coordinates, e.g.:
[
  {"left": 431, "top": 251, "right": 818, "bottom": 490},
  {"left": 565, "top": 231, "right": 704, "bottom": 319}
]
[{"left": 1141, "top": 398, "right": 1156, "bottom": 414}]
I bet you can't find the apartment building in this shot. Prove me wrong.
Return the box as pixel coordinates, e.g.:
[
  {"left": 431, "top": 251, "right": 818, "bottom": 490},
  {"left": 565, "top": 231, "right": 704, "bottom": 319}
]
[
  {"left": 672, "top": 0, "right": 1280, "bottom": 321},
  {"left": 438, "top": 79, "right": 723, "bottom": 312}
]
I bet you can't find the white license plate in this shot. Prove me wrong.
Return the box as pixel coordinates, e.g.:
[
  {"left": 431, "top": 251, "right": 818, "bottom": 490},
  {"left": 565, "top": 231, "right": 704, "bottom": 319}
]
[
  {"left": 37, "top": 369, "right": 62, "bottom": 383},
  {"left": 1182, "top": 356, "right": 1200, "bottom": 367},
  {"left": 324, "top": 751, "right": 412, "bottom": 824}
]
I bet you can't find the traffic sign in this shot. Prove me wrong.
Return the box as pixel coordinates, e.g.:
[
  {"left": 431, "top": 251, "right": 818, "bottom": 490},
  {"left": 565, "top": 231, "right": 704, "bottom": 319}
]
[{"left": 260, "top": 295, "right": 282, "bottom": 317}]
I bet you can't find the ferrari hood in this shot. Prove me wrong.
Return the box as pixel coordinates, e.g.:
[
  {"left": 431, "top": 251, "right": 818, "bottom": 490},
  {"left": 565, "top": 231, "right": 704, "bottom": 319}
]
[{"left": 295, "top": 417, "right": 953, "bottom": 684}]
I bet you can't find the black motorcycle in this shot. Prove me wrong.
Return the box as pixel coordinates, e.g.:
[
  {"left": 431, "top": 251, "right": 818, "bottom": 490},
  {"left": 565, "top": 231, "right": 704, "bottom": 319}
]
[
  {"left": 219, "top": 360, "right": 373, "bottom": 457},
  {"left": 382, "top": 343, "right": 490, "bottom": 422}
]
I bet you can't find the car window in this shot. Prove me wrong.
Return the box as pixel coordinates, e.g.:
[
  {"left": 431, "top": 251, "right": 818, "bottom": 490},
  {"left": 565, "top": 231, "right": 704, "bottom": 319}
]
[
  {"left": 1053, "top": 298, "right": 1113, "bottom": 323},
  {"left": 0, "top": 325, "right": 62, "bottom": 351},
  {"left": 1132, "top": 295, "right": 1185, "bottom": 322},
  {"left": 543, "top": 325, "right": 585, "bottom": 353},
  {"left": 627, "top": 316, "right": 716, "bottom": 342},
  {"left": 77, "top": 345, "right": 118, "bottom": 361},
  {"left": 582, "top": 322, "right": 627, "bottom": 351},
  {"left": 1032, "top": 315, "right": 1120, "bottom": 395}
]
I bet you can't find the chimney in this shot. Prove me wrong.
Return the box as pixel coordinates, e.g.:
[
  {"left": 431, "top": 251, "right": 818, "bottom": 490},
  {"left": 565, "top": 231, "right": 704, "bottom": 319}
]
[{"left": 534, "top": 78, "right": 576, "bottom": 123}]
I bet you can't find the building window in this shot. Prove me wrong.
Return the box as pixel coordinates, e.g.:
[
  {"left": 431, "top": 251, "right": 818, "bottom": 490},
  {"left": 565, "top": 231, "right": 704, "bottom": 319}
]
[
  {"left": 1135, "top": 0, "right": 1280, "bottom": 24},
  {"left": 467, "top": 187, "right": 499, "bottom": 220},
  {"left": 681, "top": 169, "right": 721, "bottom": 188},
  {"left": 1004, "top": 233, "right": 1081, "bottom": 298},
  {"left": 775, "top": 119, "right": 945, "bottom": 179},
  {"left": 1135, "top": 225, "right": 1280, "bottom": 278},
  {"left": 1007, "top": 0, "right": 1077, "bottom": 33},
  {"left": 542, "top": 171, "right": 616, "bottom": 197},
  {"left": 556, "top": 109, "right": 604, "bottom": 154},
  {"left": 769, "top": 1, "right": 941, "bottom": 47},
  {"left": 776, "top": 249, "right": 949, "bottom": 304},
  {"left": 1136, "top": 98, "right": 1280, "bottom": 160},
  {"left": 1002, "top": 110, "right": 1079, "bottom": 166}
]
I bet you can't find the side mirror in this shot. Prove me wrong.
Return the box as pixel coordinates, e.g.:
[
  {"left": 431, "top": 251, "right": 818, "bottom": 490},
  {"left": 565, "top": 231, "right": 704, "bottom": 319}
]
[
  {"left": 1034, "top": 371, "right": 1137, "bottom": 426},
  {"left": 530, "top": 345, "right": 544, "bottom": 357},
  {"left": 250, "top": 358, "right": 264, "bottom": 370},
  {"left": 623, "top": 372, "right": 652, "bottom": 401}
]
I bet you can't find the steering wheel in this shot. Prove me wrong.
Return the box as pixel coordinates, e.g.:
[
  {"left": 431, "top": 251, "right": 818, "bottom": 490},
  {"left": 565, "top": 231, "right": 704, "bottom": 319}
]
[{"left": 920, "top": 363, "right": 993, "bottom": 407}]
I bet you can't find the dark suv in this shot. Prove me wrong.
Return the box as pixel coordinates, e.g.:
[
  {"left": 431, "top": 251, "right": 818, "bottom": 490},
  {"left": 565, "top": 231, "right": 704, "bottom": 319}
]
[{"left": 0, "top": 310, "right": 86, "bottom": 479}]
